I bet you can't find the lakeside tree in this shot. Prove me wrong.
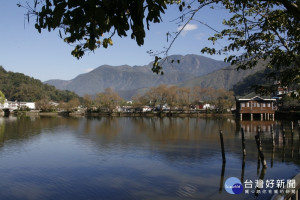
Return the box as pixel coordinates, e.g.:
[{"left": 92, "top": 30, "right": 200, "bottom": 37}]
[
  {"left": 135, "top": 84, "right": 235, "bottom": 112},
  {"left": 0, "top": 91, "right": 5, "bottom": 104},
  {"left": 132, "top": 93, "right": 150, "bottom": 109},
  {"left": 145, "top": 84, "right": 170, "bottom": 111},
  {"left": 279, "top": 95, "right": 300, "bottom": 111},
  {"left": 82, "top": 94, "right": 94, "bottom": 110},
  {"left": 191, "top": 86, "right": 235, "bottom": 112},
  {"left": 213, "top": 89, "right": 235, "bottom": 113},
  {"left": 96, "top": 88, "right": 123, "bottom": 112},
  {"left": 166, "top": 85, "right": 179, "bottom": 111},
  {"left": 21, "top": 0, "right": 300, "bottom": 88},
  {"left": 176, "top": 87, "right": 191, "bottom": 110},
  {"left": 192, "top": 87, "right": 217, "bottom": 103},
  {"left": 59, "top": 98, "right": 81, "bottom": 112},
  {"left": 199, "top": 0, "right": 300, "bottom": 90},
  {"left": 36, "top": 97, "right": 55, "bottom": 112}
]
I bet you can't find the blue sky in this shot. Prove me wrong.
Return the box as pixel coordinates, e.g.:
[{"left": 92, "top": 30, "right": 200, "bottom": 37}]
[{"left": 0, "top": 1, "right": 231, "bottom": 81}]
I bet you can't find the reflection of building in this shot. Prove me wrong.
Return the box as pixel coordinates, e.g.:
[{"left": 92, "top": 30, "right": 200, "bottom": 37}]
[
  {"left": 236, "top": 93, "right": 276, "bottom": 120},
  {"left": 240, "top": 120, "right": 275, "bottom": 133}
]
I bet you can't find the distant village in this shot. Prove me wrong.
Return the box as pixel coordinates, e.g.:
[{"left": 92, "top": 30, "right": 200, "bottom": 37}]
[{"left": 0, "top": 83, "right": 299, "bottom": 120}]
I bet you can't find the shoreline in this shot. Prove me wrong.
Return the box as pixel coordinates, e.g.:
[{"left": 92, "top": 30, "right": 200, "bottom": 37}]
[
  {"left": 3, "top": 110, "right": 299, "bottom": 120},
  {"left": 22, "top": 111, "right": 235, "bottom": 118}
]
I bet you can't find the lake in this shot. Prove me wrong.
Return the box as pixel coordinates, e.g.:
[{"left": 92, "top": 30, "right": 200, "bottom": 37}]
[{"left": 0, "top": 116, "right": 298, "bottom": 200}]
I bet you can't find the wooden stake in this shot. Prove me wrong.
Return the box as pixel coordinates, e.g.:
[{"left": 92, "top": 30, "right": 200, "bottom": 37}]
[
  {"left": 255, "top": 128, "right": 267, "bottom": 169},
  {"left": 241, "top": 156, "right": 245, "bottom": 183},
  {"left": 219, "top": 163, "right": 226, "bottom": 193},
  {"left": 291, "top": 129, "right": 294, "bottom": 158},
  {"left": 271, "top": 146, "right": 274, "bottom": 168},
  {"left": 255, "top": 167, "right": 267, "bottom": 198},
  {"left": 282, "top": 128, "right": 286, "bottom": 145},
  {"left": 241, "top": 128, "right": 246, "bottom": 156},
  {"left": 257, "top": 154, "right": 261, "bottom": 175},
  {"left": 219, "top": 130, "right": 226, "bottom": 164},
  {"left": 271, "top": 125, "right": 275, "bottom": 147}
]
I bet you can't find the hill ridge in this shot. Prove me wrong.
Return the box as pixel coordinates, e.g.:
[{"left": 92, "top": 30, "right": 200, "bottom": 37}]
[{"left": 45, "top": 54, "right": 228, "bottom": 96}]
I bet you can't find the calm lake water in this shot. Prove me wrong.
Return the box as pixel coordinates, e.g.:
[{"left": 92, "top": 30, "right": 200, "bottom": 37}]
[{"left": 0, "top": 116, "right": 299, "bottom": 200}]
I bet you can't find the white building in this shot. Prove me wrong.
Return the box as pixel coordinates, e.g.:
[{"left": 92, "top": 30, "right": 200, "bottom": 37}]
[
  {"left": 19, "top": 102, "right": 36, "bottom": 110},
  {"left": 0, "top": 99, "right": 35, "bottom": 110},
  {"left": 142, "top": 106, "right": 152, "bottom": 112}
]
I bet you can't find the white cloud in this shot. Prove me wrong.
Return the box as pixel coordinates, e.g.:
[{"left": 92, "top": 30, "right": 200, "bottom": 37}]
[
  {"left": 177, "top": 24, "right": 198, "bottom": 36},
  {"left": 195, "top": 33, "right": 205, "bottom": 40},
  {"left": 84, "top": 68, "right": 95, "bottom": 73}
]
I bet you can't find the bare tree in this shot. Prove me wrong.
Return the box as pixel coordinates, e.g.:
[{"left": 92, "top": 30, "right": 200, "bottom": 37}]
[{"left": 96, "top": 88, "right": 123, "bottom": 113}]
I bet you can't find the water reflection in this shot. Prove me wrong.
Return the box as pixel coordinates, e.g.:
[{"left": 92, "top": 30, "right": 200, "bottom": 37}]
[{"left": 0, "top": 116, "right": 298, "bottom": 200}]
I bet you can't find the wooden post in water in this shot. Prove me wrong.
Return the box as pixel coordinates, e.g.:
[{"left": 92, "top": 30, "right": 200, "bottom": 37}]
[
  {"left": 271, "top": 125, "right": 275, "bottom": 147},
  {"left": 298, "top": 123, "right": 300, "bottom": 157},
  {"left": 241, "top": 128, "right": 246, "bottom": 156},
  {"left": 241, "top": 128, "right": 246, "bottom": 183},
  {"left": 219, "top": 130, "right": 226, "bottom": 164},
  {"left": 290, "top": 122, "right": 294, "bottom": 158},
  {"left": 271, "top": 146, "right": 274, "bottom": 168},
  {"left": 271, "top": 125, "right": 275, "bottom": 168},
  {"left": 282, "top": 129, "right": 286, "bottom": 162},
  {"left": 282, "top": 128, "right": 286, "bottom": 145},
  {"left": 241, "top": 158, "right": 245, "bottom": 183},
  {"left": 292, "top": 135, "right": 294, "bottom": 159},
  {"left": 257, "top": 154, "right": 261, "bottom": 175},
  {"left": 255, "top": 127, "right": 267, "bottom": 169},
  {"left": 219, "top": 163, "right": 226, "bottom": 193},
  {"left": 255, "top": 167, "right": 267, "bottom": 198},
  {"left": 280, "top": 125, "right": 286, "bottom": 162}
]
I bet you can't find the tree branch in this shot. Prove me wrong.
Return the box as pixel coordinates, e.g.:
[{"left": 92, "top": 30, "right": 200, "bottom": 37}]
[{"left": 256, "top": 0, "right": 300, "bottom": 20}]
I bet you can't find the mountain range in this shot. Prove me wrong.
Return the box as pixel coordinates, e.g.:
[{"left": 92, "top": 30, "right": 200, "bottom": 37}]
[{"left": 45, "top": 54, "right": 266, "bottom": 99}]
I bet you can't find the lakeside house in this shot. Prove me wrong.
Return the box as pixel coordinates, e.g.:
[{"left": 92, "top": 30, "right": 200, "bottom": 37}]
[
  {"left": 193, "top": 101, "right": 212, "bottom": 110},
  {"left": 236, "top": 93, "right": 276, "bottom": 120},
  {"left": 0, "top": 99, "right": 36, "bottom": 110}
]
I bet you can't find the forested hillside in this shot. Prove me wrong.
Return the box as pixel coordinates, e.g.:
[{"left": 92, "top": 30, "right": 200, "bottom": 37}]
[
  {"left": 180, "top": 61, "right": 266, "bottom": 90},
  {"left": 0, "top": 66, "right": 79, "bottom": 102},
  {"left": 232, "top": 69, "right": 272, "bottom": 96}
]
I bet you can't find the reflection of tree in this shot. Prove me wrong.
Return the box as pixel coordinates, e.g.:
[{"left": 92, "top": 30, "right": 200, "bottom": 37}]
[
  {"left": 94, "top": 117, "right": 120, "bottom": 141},
  {"left": 83, "top": 118, "right": 92, "bottom": 134},
  {"left": 1, "top": 116, "right": 299, "bottom": 169},
  {"left": 132, "top": 117, "right": 237, "bottom": 143},
  {"left": 0, "top": 122, "right": 5, "bottom": 145},
  {"left": 0, "top": 116, "right": 80, "bottom": 145},
  {"left": 84, "top": 117, "right": 241, "bottom": 164}
]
